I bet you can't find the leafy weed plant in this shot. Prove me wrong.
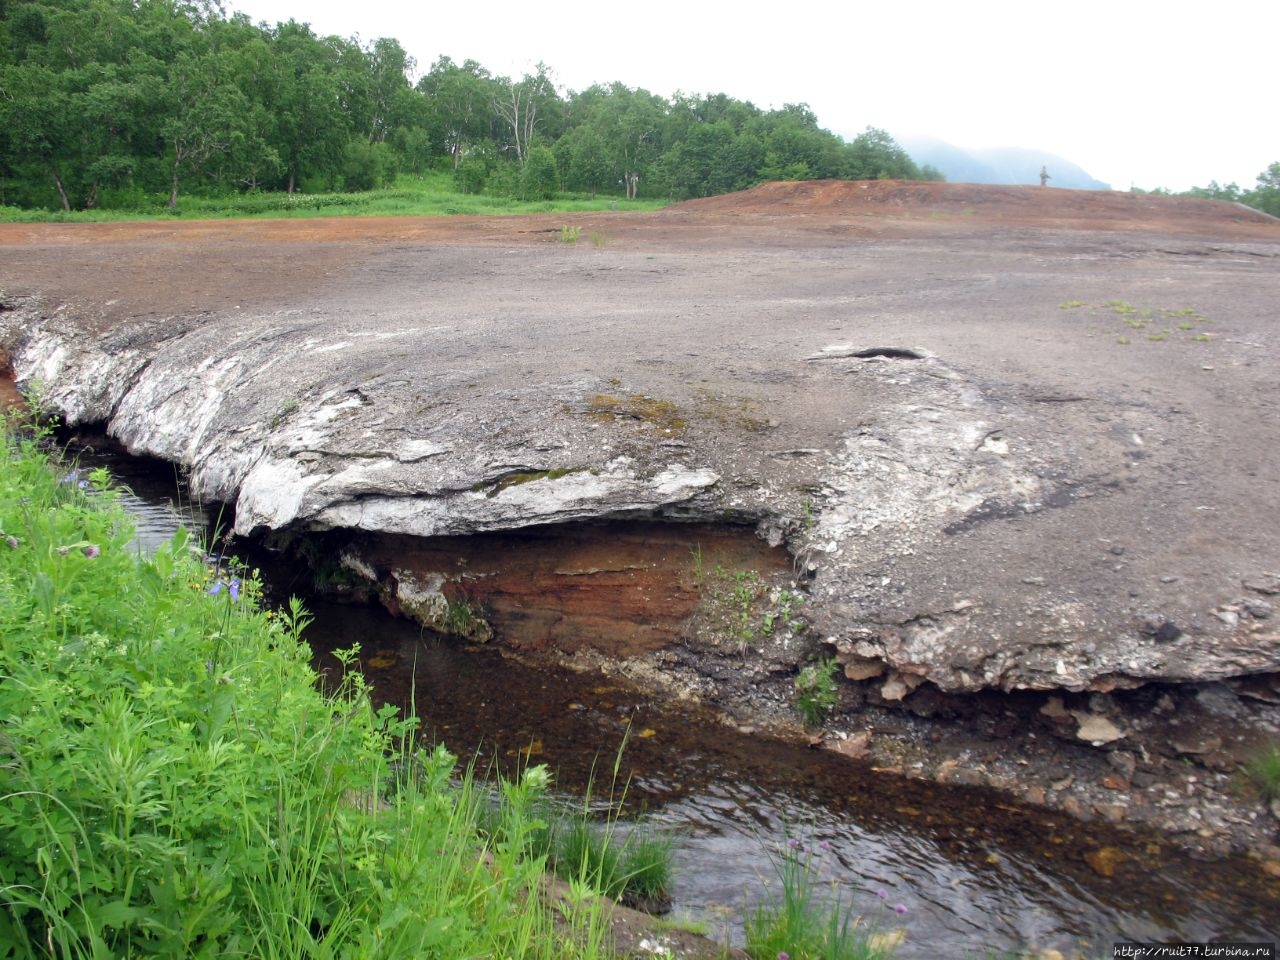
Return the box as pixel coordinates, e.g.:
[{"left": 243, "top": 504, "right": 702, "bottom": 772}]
[{"left": 794, "top": 658, "right": 841, "bottom": 727}]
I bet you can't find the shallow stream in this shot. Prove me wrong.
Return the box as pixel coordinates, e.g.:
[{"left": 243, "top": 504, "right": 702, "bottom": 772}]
[{"left": 93, "top": 445, "right": 1278, "bottom": 958}]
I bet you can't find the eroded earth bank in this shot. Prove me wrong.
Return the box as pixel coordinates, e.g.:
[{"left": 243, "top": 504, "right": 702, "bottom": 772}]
[{"left": 3, "top": 181, "right": 1280, "bottom": 875}]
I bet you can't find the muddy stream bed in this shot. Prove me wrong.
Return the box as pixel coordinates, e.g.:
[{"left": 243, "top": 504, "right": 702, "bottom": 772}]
[{"left": 91, "top": 445, "right": 1278, "bottom": 958}]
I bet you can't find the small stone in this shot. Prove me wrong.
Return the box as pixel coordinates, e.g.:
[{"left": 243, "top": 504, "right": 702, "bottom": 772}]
[
  {"left": 1022, "top": 786, "right": 1047, "bottom": 805},
  {"left": 1153, "top": 621, "right": 1182, "bottom": 643},
  {"left": 1159, "top": 576, "right": 1179, "bottom": 584},
  {"left": 879, "top": 671, "right": 924, "bottom": 701},
  {"left": 1110, "top": 546, "right": 1126, "bottom": 556},
  {"left": 828, "top": 730, "right": 871, "bottom": 759},
  {"left": 1094, "top": 802, "right": 1128, "bottom": 824},
  {"left": 1131, "top": 771, "right": 1159, "bottom": 789},
  {"left": 1173, "top": 733, "right": 1221, "bottom": 756},
  {"left": 1039, "top": 695, "right": 1072, "bottom": 721},
  {"left": 1244, "top": 574, "right": 1280, "bottom": 595},
  {"left": 842, "top": 656, "right": 887, "bottom": 681},
  {"left": 1050, "top": 774, "right": 1075, "bottom": 791},
  {"left": 1061, "top": 796, "right": 1087, "bottom": 819},
  {"left": 1202, "top": 750, "right": 1237, "bottom": 773},
  {"left": 1242, "top": 599, "right": 1273, "bottom": 619},
  {"left": 1262, "top": 860, "right": 1280, "bottom": 879},
  {"left": 1022, "top": 576, "right": 1047, "bottom": 586},
  {"left": 1073, "top": 713, "right": 1125, "bottom": 745},
  {"left": 1083, "top": 846, "right": 1125, "bottom": 877},
  {"left": 936, "top": 760, "right": 986, "bottom": 787},
  {"left": 1213, "top": 608, "right": 1240, "bottom": 627},
  {"left": 1108, "top": 751, "right": 1138, "bottom": 780},
  {"left": 1102, "top": 774, "right": 1129, "bottom": 791}
]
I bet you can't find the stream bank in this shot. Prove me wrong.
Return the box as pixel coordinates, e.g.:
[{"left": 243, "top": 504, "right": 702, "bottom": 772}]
[
  {"left": 223, "top": 465, "right": 1280, "bottom": 869},
  {"left": 67, "top": 431, "right": 1280, "bottom": 956}
]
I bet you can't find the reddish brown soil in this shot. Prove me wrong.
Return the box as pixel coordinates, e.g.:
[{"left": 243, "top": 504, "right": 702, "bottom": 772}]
[{"left": 1, "top": 182, "right": 1274, "bottom": 330}]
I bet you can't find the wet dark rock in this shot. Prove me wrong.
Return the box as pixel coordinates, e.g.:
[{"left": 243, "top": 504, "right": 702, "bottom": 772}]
[{"left": 1108, "top": 751, "right": 1138, "bottom": 781}]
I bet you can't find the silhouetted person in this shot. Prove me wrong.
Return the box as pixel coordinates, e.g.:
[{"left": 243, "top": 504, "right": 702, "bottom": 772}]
[{"left": 1040, "top": 165, "right": 1051, "bottom": 187}]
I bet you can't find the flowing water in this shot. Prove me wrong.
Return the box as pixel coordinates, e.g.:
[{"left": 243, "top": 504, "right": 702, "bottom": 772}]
[{"left": 95, "top": 446, "right": 1279, "bottom": 958}]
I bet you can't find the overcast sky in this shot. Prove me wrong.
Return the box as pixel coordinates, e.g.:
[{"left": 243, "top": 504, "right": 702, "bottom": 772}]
[{"left": 229, "top": 0, "right": 1277, "bottom": 193}]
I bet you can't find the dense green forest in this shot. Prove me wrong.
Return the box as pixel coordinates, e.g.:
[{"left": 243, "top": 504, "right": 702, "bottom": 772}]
[{"left": 0, "top": 0, "right": 936, "bottom": 212}]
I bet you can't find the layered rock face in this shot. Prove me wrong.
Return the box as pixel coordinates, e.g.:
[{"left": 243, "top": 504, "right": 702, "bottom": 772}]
[{"left": 329, "top": 522, "right": 791, "bottom": 657}]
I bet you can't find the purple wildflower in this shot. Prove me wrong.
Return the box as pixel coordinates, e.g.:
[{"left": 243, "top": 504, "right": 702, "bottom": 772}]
[
  {"left": 893, "top": 903, "right": 908, "bottom": 915},
  {"left": 778, "top": 953, "right": 790, "bottom": 960},
  {"left": 6, "top": 535, "right": 18, "bottom": 549},
  {"left": 209, "top": 577, "right": 242, "bottom": 601},
  {"left": 876, "top": 888, "right": 888, "bottom": 900},
  {"left": 787, "top": 837, "right": 802, "bottom": 851},
  {"left": 81, "top": 544, "right": 100, "bottom": 558}
]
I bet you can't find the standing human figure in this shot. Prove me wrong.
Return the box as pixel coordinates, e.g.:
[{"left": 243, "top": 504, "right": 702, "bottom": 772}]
[{"left": 1040, "top": 165, "right": 1051, "bottom": 187}]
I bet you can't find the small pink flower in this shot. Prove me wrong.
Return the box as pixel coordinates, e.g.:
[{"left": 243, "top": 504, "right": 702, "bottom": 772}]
[{"left": 82, "top": 544, "right": 100, "bottom": 558}]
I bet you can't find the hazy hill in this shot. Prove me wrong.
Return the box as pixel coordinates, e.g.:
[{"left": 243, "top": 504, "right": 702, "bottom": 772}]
[{"left": 902, "top": 136, "right": 1111, "bottom": 190}]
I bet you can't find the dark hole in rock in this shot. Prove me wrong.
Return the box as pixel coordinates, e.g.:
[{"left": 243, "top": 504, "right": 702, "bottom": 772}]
[{"left": 852, "top": 347, "right": 924, "bottom": 360}]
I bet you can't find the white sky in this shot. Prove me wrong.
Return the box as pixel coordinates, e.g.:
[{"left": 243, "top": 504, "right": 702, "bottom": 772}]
[{"left": 229, "top": 0, "right": 1277, "bottom": 193}]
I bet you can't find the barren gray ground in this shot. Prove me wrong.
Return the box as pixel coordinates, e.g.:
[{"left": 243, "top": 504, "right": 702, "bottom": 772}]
[{"left": 3, "top": 182, "right": 1280, "bottom": 858}]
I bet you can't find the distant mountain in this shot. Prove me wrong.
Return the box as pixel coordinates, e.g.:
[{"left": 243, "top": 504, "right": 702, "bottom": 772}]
[{"left": 902, "top": 136, "right": 1111, "bottom": 191}]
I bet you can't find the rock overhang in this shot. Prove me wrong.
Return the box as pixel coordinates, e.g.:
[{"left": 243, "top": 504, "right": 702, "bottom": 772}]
[{"left": 4, "top": 213, "right": 1278, "bottom": 699}]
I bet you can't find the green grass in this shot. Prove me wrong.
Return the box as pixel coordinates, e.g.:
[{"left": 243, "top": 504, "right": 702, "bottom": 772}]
[
  {"left": 0, "top": 407, "right": 619, "bottom": 958},
  {"left": 745, "top": 834, "right": 905, "bottom": 959},
  {"left": 1244, "top": 742, "right": 1280, "bottom": 802},
  {"left": 481, "top": 752, "right": 677, "bottom": 912},
  {"left": 1058, "top": 299, "right": 1213, "bottom": 346},
  {"left": 0, "top": 171, "right": 668, "bottom": 223}
]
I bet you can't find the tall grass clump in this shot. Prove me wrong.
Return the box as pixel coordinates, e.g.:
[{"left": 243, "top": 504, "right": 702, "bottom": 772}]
[
  {"left": 1244, "top": 741, "right": 1280, "bottom": 803},
  {"left": 0, "top": 408, "right": 613, "bottom": 958},
  {"left": 475, "top": 744, "right": 677, "bottom": 914},
  {"left": 744, "top": 834, "right": 907, "bottom": 960}
]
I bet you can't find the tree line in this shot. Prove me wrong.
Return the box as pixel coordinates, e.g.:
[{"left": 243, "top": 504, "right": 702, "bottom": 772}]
[
  {"left": 0, "top": 0, "right": 937, "bottom": 211},
  {"left": 1170, "top": 164, "right": 1280, "bottom": 218}
]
